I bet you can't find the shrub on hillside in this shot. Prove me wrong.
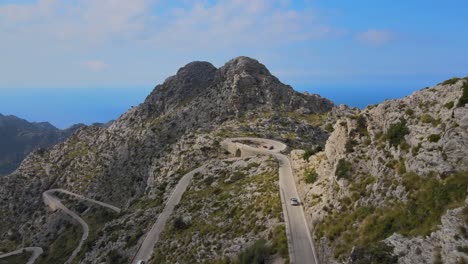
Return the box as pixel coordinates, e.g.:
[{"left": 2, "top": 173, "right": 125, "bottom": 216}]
[
  {"left": 345, "top": 139, "right": 357, "bottom": 153},
  {"left": 304, "top": 168, "right": 318, "bottom": 184},
  {"left": 444, "top": 101, "right": 454, "bottom": 109},
  {"left": 302, "top": 146, "right": 323, "bottom": 160},
  {"left": 335, "top": 159, "right": 353, "bottom": 180},
  {"left": 356, "top": 115, "right": 368, "bottom": 136},
  {"left": 458, "top": 81, "right": 468, "bottom": 107},
  {"left": 325, "top": 123, "right": 334, "bottom": 133},
  {"left": 272, "top": 225, "right": 288, "bottom": 258},
  {"left": 385, "top": 118, "right": 409, "bottom": 147},
  {"left": 442, "top": 77, "right": 460, "bottom": 85},
  {"left": 428, "top": 134, "right": 441, "bottom": 143},
  {"left": 420, "top": 114, "right": 434, "bottom": 124},
  {"left": 236, "top": 239, "right": 271, "bottom": 264},
  {"left": 174, "top": 216, "right": 190, "bottom": 230}
]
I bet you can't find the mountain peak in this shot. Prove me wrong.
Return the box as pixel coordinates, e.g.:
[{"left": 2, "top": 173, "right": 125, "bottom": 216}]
[
  {"left": 144, "top": 61, "right": 217, "bottom": 114},
  {"left": 221, "top": 56, "right": 270, "bottom": 76},
  {"left": 175, "top": 61, "right": 217, "bottom": 80},
  {"left": 141, "top": 56, "right": 333, "bottom": 121}
]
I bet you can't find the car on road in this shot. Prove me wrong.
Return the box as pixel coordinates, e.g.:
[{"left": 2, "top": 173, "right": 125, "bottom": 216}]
[
  {"left": 137, "top": 261, "right": 146, "bottom": 264},
  {"left": 290, "top": 198, "right": 300, "bottom": 206}
]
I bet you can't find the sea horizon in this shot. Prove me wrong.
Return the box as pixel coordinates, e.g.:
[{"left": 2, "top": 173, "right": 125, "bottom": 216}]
[{"left": 0, "top": 83, "right": 432, "bottom": 129}]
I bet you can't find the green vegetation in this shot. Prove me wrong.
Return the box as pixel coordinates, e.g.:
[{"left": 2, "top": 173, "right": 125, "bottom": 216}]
[
  {"left": 230, "top": 171, "right": 247, "bottom": 182},
  {"left": 325, "top": 123, "right": 334, "bottom": 133},
  {"left": 405, "top": 109, "right": 414, "bottom": 116},
  {"left": 107, "top": 250, "right": 127, "bottom": 264},
  {"left": 444, "top": 101, "right": 455, "bottom": 109},
  {"left": 304, "top": 168, "right": 318, "bottom": 184},
  {"left": 396, "top": 159, "right": 406, "bottom": 175},
  {"left": 462, "top": 206, "right": 468, "bottom": 225},
  {"left": 153, "top": 159, "right": 286, "bottom": 263},
  {"left": 420, "top": 114, "right": 435, "bottom": 124},
  {"left": 458, "top": 81, "right": 468, "bottom": 107},
  {"left": 53, "top": 194, "right": 122, "bottom": 263},
  {"left": 302, "top": 146, "right": 323, "bottom": 160},
  {"left": 349, "top": 242, "right": 397, "bottom": 264},
  {"left": 78, "top": 207, "right": 119, "bottom": 260},
  {"left": 349, "top": 176, "right": 377, "bottom": 202},
  {"left": 316, "top": 170, "right": 468, "bottom": 260},
  {"left": 245, "top": 162, "right": 260, "bottom": 170},
  {"left": 385, "top": 118, "right": 409, "bottom": 147},
  {"left": 0, "top": 229, "right": 21, "bottom": 253},
  {"left": 458, "top": 246, "right": 468, "bottom": 255},
  {"left": 286, "top": 112, "right": 327, "bottom": 126},
  {"left": 271, "top": 224, "right": 288, "bottom": 259},
  {"left": 125, "top": 227, "right": 144, "bottom": 249},
  {"left": 442, "top": 77, "right": 461, "bottom": 85},
  {"left": 434, "top": 250, "right": 443, "bottom": 264},
  {"left": 335, "top": 159, "right": 353, "bottom": 180},
  {"left": 37, "top": 224, "right": 80, "bottom": 264},
  {"left": 428, "top": 134, "right": 441, "bottom": 143},
  {"left": 411, "top": 143, "right": 422, "bottom": 156},
  {"left": 356, "top": 115, "right": 369, "bottom": 136},
  {"left": 0, "top": 252, "right": 31, "bottom": 264},
  {"left": 174, "top": 216, "right": 190, "bottom": 230},
  {"left": 235, "top": 239, "right": 271, "bottom": 264},
  {"left": 345, "top": 139, "right": 357, "bottom": 153}
]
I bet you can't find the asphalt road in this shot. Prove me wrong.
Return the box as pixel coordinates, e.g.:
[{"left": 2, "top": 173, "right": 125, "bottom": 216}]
[
  {"left": 0, "top": 247, "right": 43, "bottom": 264},
  {"left": 222, "top": 137, "right": 319, "bottom": 264},
  {"left": 134, "top": 137, "right": 318, "bottom": 264},
  {"left": 42, "top": 189, "right": 120, "bottom": 264},
  {"left": 132, "top": 166, "right": 204, "bottom": 264}
]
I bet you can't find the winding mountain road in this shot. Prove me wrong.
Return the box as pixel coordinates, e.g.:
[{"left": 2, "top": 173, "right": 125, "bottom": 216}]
[
  {"left": 133, "top": 137, "right": 318, "bottom": 264},
  {"left": 222, "top": 138, "right": 319, "bottom": 264},
  {"left": 132, "top": 166, "right": 205, "bottom": 263},
  {"left": 42, "top": 189, "right": 121, "bottom": 264},
  {"left": 0, "top": 247, "right": 43, "bottom": 264}
]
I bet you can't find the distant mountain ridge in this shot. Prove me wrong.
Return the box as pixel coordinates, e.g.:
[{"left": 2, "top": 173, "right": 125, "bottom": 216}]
[{"left": 0, "top": 114, "right": 112, "bottom": 175}]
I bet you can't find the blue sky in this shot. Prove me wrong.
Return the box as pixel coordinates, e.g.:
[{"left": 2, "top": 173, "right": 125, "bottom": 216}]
[{"left": 1, "top": 0, "right": 467, "bottom": 128}]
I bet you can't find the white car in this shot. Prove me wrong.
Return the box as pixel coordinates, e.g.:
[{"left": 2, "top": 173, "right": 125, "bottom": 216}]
[
  {"left": 290, "top": 198, "right": 300, "bottom": 206},
  {"left": 137, "top": 261, "right": 146, "bottom": 264}
]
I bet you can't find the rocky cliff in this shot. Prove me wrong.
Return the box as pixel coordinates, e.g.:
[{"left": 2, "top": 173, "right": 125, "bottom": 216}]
[
  {"left": 0, "top": 56, "right": 333, "bottom": 263},
  {"left": 292, "top": 78, "right": 468, "bottom": 263}
]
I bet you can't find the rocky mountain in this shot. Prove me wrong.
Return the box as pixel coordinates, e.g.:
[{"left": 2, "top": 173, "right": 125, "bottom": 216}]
[
  {"left": 0, "top": 56, "right": 333, "bottom": 263},
  {"left": 1, "top": 56, "right": 466, "bottom": 264},
  {"left": 291, "top": 77, "right": 468, "bottom": 263},
  {"left": 0, "top": 115, "right": 86, "bottom": 176}
]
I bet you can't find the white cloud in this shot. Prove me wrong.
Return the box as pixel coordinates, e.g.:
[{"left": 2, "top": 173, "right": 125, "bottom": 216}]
[
  {"left": 356, "top": 29, "right": 395, "bottom": 46},
  {"left": 82, "top": 60, "right": 108, "bottom": 71},
  {"left": 0, "top": 0, "right": 335, "bottom": 49},
  {"left": 146, "top": 0, "right": 334, "bottom": 51},
  {"left": 0, "top": 0, "right": 57, "bottom": 23},
  {"left": 0, "top": 0, "right": 340, "bottom": 86},
  {"left": 0, "top": 0, "right": 151, "bottom": 46}
]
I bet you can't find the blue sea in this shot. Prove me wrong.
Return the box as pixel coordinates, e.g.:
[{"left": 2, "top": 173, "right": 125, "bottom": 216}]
[{"left": 0, "top": 85, "right": 424, "bottom": 129}]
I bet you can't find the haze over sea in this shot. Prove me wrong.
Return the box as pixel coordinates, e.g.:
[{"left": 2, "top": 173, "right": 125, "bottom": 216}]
[{"left": 0, "top": 81, "right": 444, "bottom": 129}]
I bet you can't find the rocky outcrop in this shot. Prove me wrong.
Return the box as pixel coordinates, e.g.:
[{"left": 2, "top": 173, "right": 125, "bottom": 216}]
[
  {"left": 385, "top": 199, "right": 468, "bottom": 264},
  {"left": 292, "top": 78, "right": 468, "bottom": 264}
]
